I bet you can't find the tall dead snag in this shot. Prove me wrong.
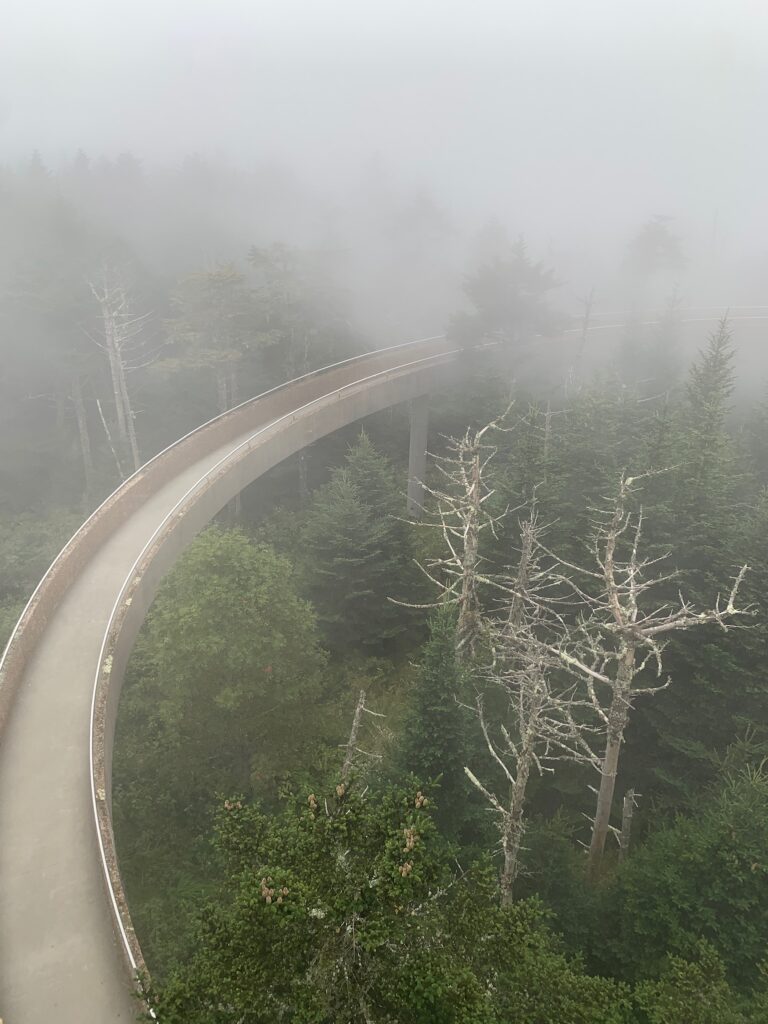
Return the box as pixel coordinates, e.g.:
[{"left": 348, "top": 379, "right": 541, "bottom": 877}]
[
  {"left": 617, "top": 788, "right": 637, "bottom": 863},
  {"left": 547, "top": 472, "right": 749, "bottom": 880},
  {"left": 464, "top": 511, "right": 598, "bottom": 904},
  {"left": 411, "top": 408, "right": 512, "bottom": 657},
  {"left": 89, "top": 267, "right": 151, "bottom": 474},
  {"left": 338, "top": 690, "right": 386, "bottom": 789}
]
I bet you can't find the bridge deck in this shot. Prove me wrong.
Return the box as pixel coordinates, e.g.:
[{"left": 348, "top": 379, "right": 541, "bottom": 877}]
[{"left": 0, "top": 428, "right": 269, "bottom": 1021}]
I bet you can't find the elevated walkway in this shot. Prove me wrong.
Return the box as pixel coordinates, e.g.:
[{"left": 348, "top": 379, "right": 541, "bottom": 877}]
[{"left": 0, "top": 337, "right": 457, "bottom": 1022}]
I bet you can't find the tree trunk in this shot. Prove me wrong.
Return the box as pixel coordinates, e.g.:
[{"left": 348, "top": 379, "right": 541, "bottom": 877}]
[
  {"left": 618, "top": 788, "right": 636, "bottom": 863},
  {"left": 55, "top": 388, "right": 67, "bottom": 435},
  {"left": 92, "top": 277, "right": 142, "bottom": 472},
  {"left": 341, "top": 690, "right": 366, "bottom": 784},
  {"left": 588, "top": 726, "right": 622, "bottom": 880},
  {"left": 588, "top": 651, "right": 634, "bottom": 880},
  {"left": 116, "top": 360, "right": 140, "bottom": 472},
  {"left": 96, "top": 397, "right": 126, "bottom": 480},
  {"left": 71, "top": 374, "right": 95, "bottom": 507},
  {"left": 500, "top": 750, "right": 532, "bottom": 906},
  {"left": 576, "top": 288, "right": 595, "bottom": 363},
  {"left": 542, "top": 401, "right": 552, "bottom": 483},
  {"left": 458, "top": 452, "right": 481, "bottom": 655},
  {"left": 106, "top": 345, "right": 128, "bottom": 448},
  {"left": 506, "top": 519, "right": 534, "bottom": 633}
]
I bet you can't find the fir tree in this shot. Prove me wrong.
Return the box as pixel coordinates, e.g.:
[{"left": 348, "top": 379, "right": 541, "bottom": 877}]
[
  {"left": 597, "top": 766, "right": 768, "bottom": 990},
  {"left": 300, "top": 470, "right": 412, "bottom": 650},
  {"left": 399, "top": 606, "right": 474, "bottom": 839},
  {"left": 344, "top": 429, "right": 403, "bottom": 516},
  {"left": 628, "top": 323, "right": 755, "bottom": 801},
  {"left": 676, "top": 318, "right": 739, "bottom": 563},
  {"left": 634, "top": 943, "right": 748, "bottom": 1024},
  {"left": 300, "top": 434, "right": 420, "bottom": 651}
]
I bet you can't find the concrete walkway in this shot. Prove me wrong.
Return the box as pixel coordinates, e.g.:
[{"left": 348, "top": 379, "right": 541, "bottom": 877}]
[
  {"left": 0, "top": 336, "right": 454, "bottom": 1023},
  {"left": 0, "top": 432, "right": 266, "bottom": 1022}
]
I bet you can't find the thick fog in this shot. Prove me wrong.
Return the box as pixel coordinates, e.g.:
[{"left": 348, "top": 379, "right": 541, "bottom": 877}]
[{"left": 2, "top": 0, "right": 767, "bottom": 324}]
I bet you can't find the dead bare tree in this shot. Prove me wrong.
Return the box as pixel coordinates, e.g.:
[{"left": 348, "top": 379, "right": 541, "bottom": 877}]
[
  {"left": 464, "top": 511, "right": 599, "bottom": 903},
  {"left": 545, "top": 471, "right": 750, "bottom": 879},
  {"left": 397, "top": 409, "right": 600, "bottom": 900},
  {"left": 338, "top": 690, "right": 387, "bottom": 788},
  {"left": 617, "top": 788, "right": 637, "bottom": 863},
  {"left": 88, "top": 266, "right": 151, "bottom": 474},
  {"left": 96, "top": 397, "right": 126, "bottom": 479},
  {"left": 405, "top": 407, "right": 513, "bottom": 657}
]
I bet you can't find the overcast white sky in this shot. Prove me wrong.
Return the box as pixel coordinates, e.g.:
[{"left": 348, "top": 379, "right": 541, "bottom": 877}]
[{"left": 1, "top": 0, "right": 767, "bottom": 249}]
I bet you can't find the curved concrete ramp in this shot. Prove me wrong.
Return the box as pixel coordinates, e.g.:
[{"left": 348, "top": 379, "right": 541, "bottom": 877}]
[{"left": 0, "top": 338, "right": 458, "bottom": 1022}]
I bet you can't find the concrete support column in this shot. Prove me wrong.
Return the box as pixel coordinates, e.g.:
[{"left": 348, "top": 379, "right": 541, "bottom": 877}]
[{"left": 407, "top": 396, "right": 430, "bottom": 519}]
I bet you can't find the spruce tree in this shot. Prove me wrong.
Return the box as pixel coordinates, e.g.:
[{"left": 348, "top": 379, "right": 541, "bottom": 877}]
[
  {"left": 345, "top": 430, "right": 423, "bottom": 614},
  {"left": 399, "top": 606, "right": 474, "bottom": 839},
  {"left": 676, "top": 318, "right": 739, "bottom": 564},
  {"left": 344, "top": 429, "right": 403, "bottom": 516},
  {"left": 300, "top": 434, "right": 420, "bottom": 651},
  {"left": 628, "top": 323, "right": 752, "bottom": 801},
  {"left": 300, "top": 470, "right": 411, "bottom": 650},
  {"left": 598, "top": 766, "right": 768, "bottom": 991},
  {"left": 634, "top": 943, "right": 748, "bottom": 1024}
]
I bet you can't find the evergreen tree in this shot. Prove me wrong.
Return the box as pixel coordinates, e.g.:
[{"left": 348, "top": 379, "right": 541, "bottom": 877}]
[
  {"left": 624, "top": 217, "right": 685, "bottom": 280},
  {"left": 399, "top": 606, "right": 476, "bottom": 839},
  {"left": 745, "top": 385, "right": 768, "bottom": 488},
  {"left": 448, "top": 238, "right": 562, "bottom": 348},
  {"left": 676, "top": 318, "right": 739, "bottom": 562},
  {"left": 168, "top": 264, "right": 261, "bottom": 414},
  {"left": 628, "top": 324, "right": 756, "bottom": 800},
  {"left": 345, "top": 428, "right": 403, "bottom": 516},
  {"left": 300, "top": 435, "right": 419, "bottom": 651},
  {"left": 113, "top": 528, "right": 329, "bottom": 971},
  {"left": 595, "top": 766, "right": 768, "bottom": 991},
  {"left": 247, "top": 242, "right": 359, "bottom": 381},
  {"left": 148, "top": 780, "right": 630, "bottom": 1024},
  {"left": 300, "top": 471, "right": 404, "bottom": 649},
  {"left": 634, "top": 943, "right": 748, "bottom": 1024},
  {"left": 118, "top": 527, "right": 327, "bottom": 806}
]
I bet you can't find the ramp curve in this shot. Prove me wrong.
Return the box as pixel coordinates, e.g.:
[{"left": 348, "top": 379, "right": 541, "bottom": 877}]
[{"left": 0, "top": 337, "right": 458, "bottom": 1022}]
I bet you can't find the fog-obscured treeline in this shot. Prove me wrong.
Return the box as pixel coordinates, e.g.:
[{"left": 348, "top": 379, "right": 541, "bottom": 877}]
[
  {"left": 3, "top": 148, "right": 766, "bottom": 509},
  {"left": 1, "top": 148, "right": 767, "bottom": 645}
]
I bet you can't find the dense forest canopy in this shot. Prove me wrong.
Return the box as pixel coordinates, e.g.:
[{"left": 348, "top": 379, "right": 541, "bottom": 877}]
[{"left": 106, "top": 322, "right": 768, "bottom": 1022}]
